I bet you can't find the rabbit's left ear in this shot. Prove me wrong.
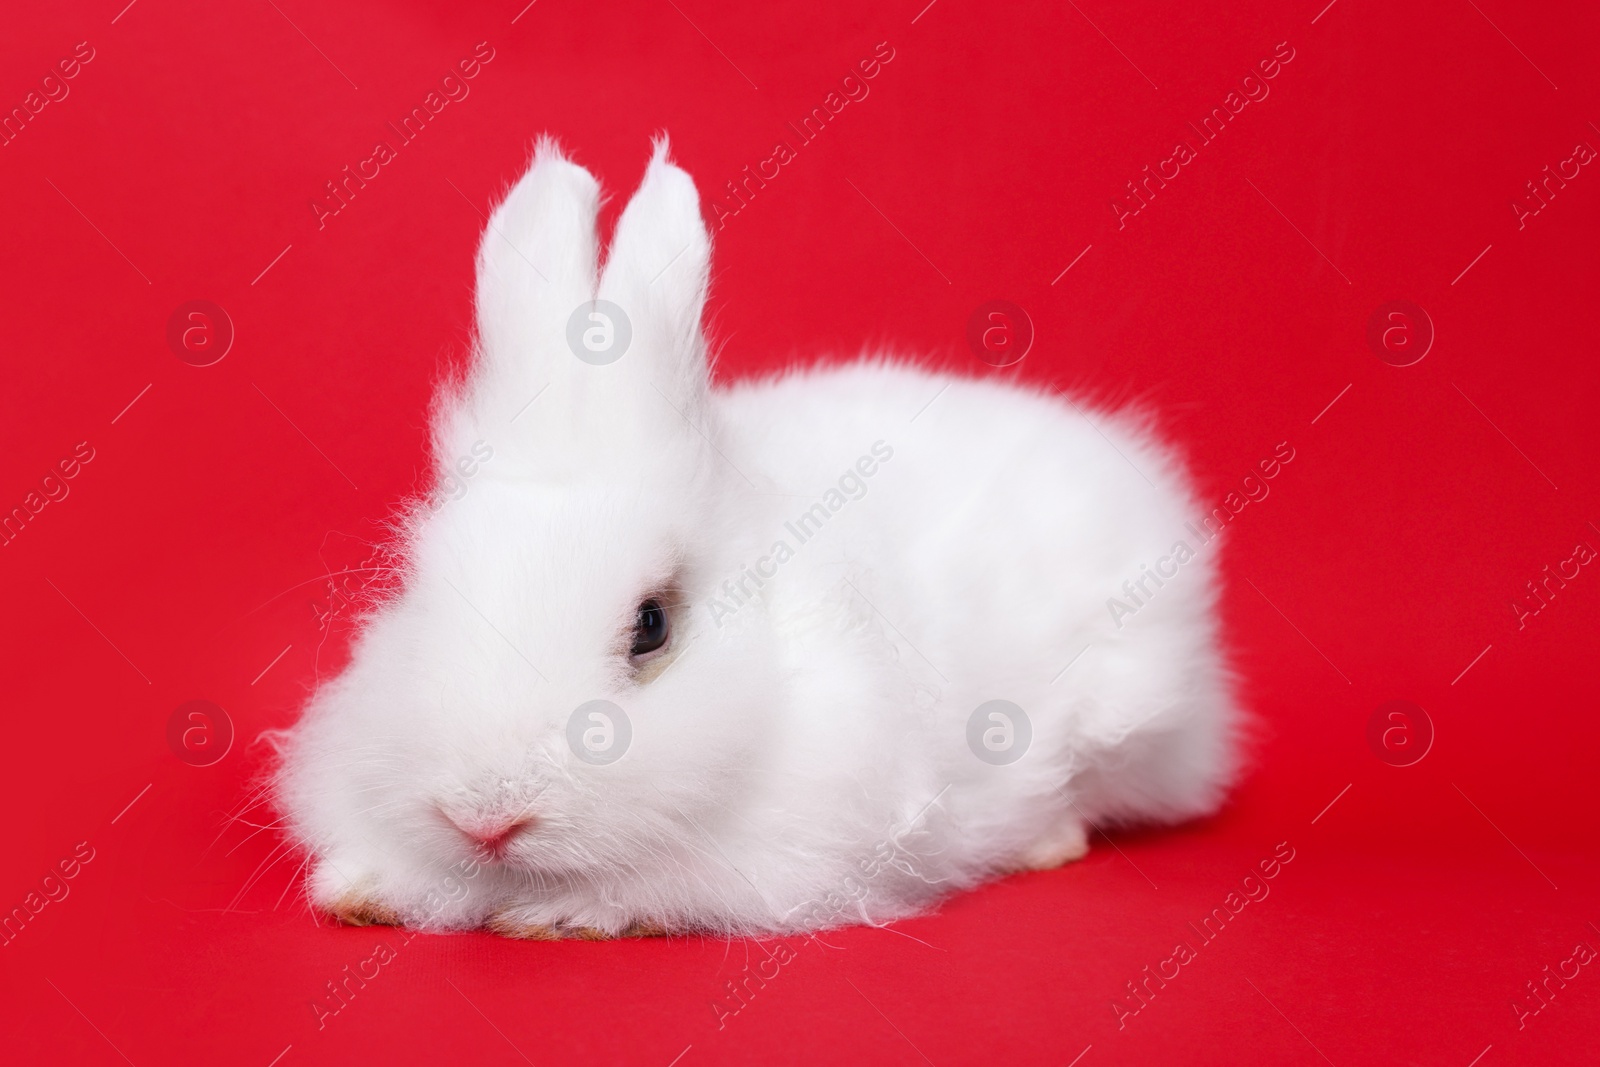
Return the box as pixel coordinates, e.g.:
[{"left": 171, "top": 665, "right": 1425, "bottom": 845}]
[{"left": 595, "top": 137, "right": 712, "bottom": 410}]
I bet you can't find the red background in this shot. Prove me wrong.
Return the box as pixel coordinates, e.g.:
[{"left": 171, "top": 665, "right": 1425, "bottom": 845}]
[{"left": 2, "top": 1, "right": 1597, "bottom": 1064}]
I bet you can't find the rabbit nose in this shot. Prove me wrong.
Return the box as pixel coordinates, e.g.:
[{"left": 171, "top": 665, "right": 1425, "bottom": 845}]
[{"left": 447, "top": 814, "right": 536, "bottom": 856}]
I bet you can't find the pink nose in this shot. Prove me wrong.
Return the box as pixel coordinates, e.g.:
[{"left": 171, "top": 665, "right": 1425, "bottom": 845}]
[{"left": 450, "top": 816, "right": 535, "bottom": 856}]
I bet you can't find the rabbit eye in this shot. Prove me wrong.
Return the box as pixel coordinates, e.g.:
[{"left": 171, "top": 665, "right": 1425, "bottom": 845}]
[{"left": 630, "top": 598, "right": 669, "bottom": 657}]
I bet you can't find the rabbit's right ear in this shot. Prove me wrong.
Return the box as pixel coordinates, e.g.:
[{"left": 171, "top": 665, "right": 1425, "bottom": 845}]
[{"left": 460, "top": 138, "right": 601, "bottom": 431}]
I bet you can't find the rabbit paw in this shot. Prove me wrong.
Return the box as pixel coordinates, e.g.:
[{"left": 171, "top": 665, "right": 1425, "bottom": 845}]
[
  {"left": 485, "top": 914, "right": 564, "bottom": 940},
  {"left": 486, "top": 910, "right": 668, "bottom": 940},
  {"left": 1014, "top": 817, "right": 1089, "bottom": 871},
  {"left": 323, "top": 892, "right": 402, "bottom": 928},
  {"left": 307, "top": 857, "right": 406, "bottom": 927}
]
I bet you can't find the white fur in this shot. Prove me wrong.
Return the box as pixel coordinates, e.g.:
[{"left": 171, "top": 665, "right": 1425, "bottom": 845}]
[{"left": 276, "top": 138, "right": 1241, "bottom": 937}]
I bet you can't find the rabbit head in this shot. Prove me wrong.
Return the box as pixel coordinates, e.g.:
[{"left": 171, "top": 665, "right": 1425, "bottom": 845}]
[{"left": 277, "top": 139, "right": 778, "bottom": 921}]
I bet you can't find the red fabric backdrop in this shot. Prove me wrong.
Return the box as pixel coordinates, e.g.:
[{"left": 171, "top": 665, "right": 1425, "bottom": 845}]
[{"left": 1, "top": 1, "right": 1597, "bottom": 1064}]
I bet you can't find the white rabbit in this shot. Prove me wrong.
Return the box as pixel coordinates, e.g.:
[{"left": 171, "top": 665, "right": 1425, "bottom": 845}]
[{"left": 275, "top": 137, "right": 1241, "bottom": 939}]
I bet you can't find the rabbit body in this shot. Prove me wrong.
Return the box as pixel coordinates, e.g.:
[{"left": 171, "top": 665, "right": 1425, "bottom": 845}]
[{"left": 276, "top": 141, "right": 1239, "bottom": 938}]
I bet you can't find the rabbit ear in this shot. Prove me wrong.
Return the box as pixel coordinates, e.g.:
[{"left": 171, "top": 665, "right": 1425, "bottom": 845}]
[
  {"left": 460, "top": 138, "right": 601, "bottom": 429},
  {"left": 445, "top": 137, "right": 715, "bottom": 479},
  {"left": 594, "top": 136, "right": 712, "bottom": 414}
]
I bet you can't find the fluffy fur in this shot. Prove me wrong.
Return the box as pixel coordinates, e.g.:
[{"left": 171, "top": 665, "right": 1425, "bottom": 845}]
[{"left": 275, "top": 137, "right": 1241, "bottom": 938}]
